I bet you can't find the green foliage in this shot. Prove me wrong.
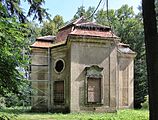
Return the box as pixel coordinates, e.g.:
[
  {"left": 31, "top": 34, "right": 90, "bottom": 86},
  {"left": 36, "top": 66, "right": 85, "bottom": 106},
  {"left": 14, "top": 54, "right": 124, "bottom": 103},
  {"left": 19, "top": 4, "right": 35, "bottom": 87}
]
[
  {"left": 0, "top": 97, "right": 6, "bottom": 109},
  {"left": 40, "top": 15, "right": 64, "bottom": 36},
  {"left": 0, "top": 113, "right": 17, "bottom": 120},
  {"left": 5, "top": 93, "right": 30, "bottom": 107},
  {"left": 0, "top": 109, "right": 149, "bottom": 120},
  {"left": 52, "top": 15, "right": 64, "bottom": 30},
  {"left": 141, "top": 95, "right": 149, "bottom": 109},
  {"left": 0, "top": 0, "right": 49, "bottom": 104},
  {"left": 0, "top": 0, "right": 49, "bottom": 22},
  {"left": 95, "top": 9, "right": 116, "bottom": 26},
  {"left": 41, "top": 21, "right": 56, "bottom": 36},
  {"left": 0, "top": 17, "right": 29, "bottom": 96},
  {"left": 27, "top": 22, "right": 42, "bottom": 42},
  {"left": 73, "top": 6, "right": 86, "bottom": 19},
  {"left": 73, "top": 6, "right": 95, "bottom": 21}
]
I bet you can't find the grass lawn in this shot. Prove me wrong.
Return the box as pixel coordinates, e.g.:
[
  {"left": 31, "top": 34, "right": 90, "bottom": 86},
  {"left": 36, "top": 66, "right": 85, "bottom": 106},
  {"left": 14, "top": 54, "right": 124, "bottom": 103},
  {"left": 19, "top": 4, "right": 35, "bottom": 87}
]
[{"left": 0, "top": 108, "right": 149, "bottom": 120}]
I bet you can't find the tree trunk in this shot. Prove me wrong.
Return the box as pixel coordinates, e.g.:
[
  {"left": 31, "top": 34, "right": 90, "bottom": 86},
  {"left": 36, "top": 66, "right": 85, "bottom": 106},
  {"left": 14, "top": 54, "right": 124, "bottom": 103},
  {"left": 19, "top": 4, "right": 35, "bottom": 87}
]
[{"left": 142, "top": 0, "right": 158, "bottom": 119}]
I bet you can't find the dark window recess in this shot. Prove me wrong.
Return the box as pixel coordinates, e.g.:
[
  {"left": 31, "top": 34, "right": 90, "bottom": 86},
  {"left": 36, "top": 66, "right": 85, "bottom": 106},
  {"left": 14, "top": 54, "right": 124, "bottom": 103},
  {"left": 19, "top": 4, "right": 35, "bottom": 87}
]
[
  {"left": 55, "top": 60, "right": 64, "bottom": 73},
  {"left": 54, "top": 81, "right": 64, "bottom": 104},
  {"left": 87, "top": 78, "right": 101, "bottom": 103}
]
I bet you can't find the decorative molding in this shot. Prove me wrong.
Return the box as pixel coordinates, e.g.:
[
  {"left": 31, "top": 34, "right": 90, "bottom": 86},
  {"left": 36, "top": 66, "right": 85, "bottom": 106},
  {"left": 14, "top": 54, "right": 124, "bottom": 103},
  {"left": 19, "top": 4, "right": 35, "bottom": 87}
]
[{"left": 86, "top": 65, "right": 103, "bottom": 78}]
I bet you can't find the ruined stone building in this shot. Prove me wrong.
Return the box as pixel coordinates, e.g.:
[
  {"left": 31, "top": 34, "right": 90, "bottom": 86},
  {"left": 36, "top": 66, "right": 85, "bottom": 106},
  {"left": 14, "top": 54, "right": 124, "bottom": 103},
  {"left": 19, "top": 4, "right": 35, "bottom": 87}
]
[{"left": 30, "top": 17, "right": 136, "bottom": 113}]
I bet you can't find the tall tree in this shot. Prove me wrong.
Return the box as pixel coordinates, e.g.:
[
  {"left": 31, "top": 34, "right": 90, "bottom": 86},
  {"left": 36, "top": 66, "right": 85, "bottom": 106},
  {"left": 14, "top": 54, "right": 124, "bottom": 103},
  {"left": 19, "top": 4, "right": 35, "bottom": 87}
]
[
  {"left": 27, "top": 22, "right": 42, "bottom": 42},
  {"left": 142, "top": 0, "right": 158, "bottom": 119},
  {"left": 40, "top": 15, "right": 64, "bottom": 36},
  {"left": 73, "top": 6, "right": 95, "bottom": 21},
  {"left": 95, "top": 9, "right": 116, "bottom": 26},
  {"left": 52, "top": 15, "right": 64, "bottom": 30},
  {"left": 0, "top": 17, "right": 29, "bottom": 96},
  {"left": 0, "top": 0, "right": 48, "bottom": 97}
]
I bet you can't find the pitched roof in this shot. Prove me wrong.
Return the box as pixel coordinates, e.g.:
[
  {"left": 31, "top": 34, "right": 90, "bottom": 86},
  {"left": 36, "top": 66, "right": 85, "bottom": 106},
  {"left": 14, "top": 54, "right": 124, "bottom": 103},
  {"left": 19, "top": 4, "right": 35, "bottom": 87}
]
[
  {"left": 31, "top": 17, "right": 119, "bottom": 48},
  {"left": 59, "top": 17, "right": 86, "bottom": 31},
  {"left": 75, "top": 22, "right": 110, "bottom": 31},
  {"left": 69, "top": 29, "right": 117, "bottom": 38},
  {"left": 30, "top": 35, "right": 55, "bottom": 48},
  {"left": 36, "top": 35, "right": 56, "bottom": 42},
  {"left": 30, "top": 41, "right": 53, "bottom": 48}
]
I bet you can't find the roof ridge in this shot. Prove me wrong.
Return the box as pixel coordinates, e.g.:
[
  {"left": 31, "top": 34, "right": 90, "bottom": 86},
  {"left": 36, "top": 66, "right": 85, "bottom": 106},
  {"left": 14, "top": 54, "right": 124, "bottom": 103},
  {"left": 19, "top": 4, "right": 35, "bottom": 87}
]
[{"left": 59, "top": 17, "right": 86, "bottom": 30}]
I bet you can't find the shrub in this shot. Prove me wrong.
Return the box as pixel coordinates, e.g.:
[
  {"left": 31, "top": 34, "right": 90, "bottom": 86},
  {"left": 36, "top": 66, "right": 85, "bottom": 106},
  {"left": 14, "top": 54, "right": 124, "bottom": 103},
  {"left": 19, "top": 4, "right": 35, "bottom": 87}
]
[
  {"left": 0, "top": 97, "right": 6, "bottom": 109},
  {"left": 5, "top": 93, "right": 31, "bottom": 107},
  {"left": 141, "top": 95, "right": 149, "bottom": 109}
]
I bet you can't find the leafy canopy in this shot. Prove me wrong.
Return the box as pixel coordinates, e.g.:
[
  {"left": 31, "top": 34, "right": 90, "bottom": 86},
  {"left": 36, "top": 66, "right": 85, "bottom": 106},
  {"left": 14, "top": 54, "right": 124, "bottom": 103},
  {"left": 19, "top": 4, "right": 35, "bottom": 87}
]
[
  {"left": 0, "top": 0, "right": 49, "bottom": 22},
  {"left": 0, "top": 0, "right": 48, "bottom": 98}
]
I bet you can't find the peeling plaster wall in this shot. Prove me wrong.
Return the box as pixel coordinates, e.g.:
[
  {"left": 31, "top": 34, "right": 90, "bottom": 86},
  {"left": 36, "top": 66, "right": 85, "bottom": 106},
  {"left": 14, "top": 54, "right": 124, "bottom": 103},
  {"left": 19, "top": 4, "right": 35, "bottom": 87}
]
[
  {"left": 30, "top": 48, "right": 49, "bottom": 111},
  {"left": 118, "top": 56, "right": 134, "bottom": 109},
  {"left": 30, "top": 39, "right": 135, "bottom": 113},
  {"left": 70, "top": 38, "right": 117, "bottom": 112},
  {"left": 51, "top": 45, "right": 70, "bottom": 112}
]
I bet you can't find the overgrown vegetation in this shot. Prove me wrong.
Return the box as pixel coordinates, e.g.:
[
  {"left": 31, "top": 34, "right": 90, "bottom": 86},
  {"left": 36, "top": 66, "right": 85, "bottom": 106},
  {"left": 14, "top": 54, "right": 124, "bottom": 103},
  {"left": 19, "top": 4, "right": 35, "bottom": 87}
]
[
  {"left": 141, "top": 95, "right": 149, "bottom": 109},
  {"left": 0, "top": 108, "right": 149, "bottom": 120},
  {"left": 0, "top": 113, "right": 17, "bottom": 120},
  {"left": 0, "top": 0, "right": 48, "bottom": 108}
]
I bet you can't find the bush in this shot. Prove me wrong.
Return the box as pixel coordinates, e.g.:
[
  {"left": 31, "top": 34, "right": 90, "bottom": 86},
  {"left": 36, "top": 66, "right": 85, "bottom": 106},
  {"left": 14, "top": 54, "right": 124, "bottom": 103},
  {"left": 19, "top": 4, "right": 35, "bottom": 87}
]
[
  {"left": 5, "top": 83, "right": 32, "bottom": 107},
  {"left": 0, "top": 114, "right": 17, "bottom": 120},
  {"left": 5, "top": 93, "right": 31, "bottom": 107},
  {"left": 141, "top": 95, "right": 149, "bottom": 109},
  {"left": 0, "top": 97, "right": 6, "bottom": 109},
  {"left": 5, "top": 94, "right": 19, "bottom": 107}
]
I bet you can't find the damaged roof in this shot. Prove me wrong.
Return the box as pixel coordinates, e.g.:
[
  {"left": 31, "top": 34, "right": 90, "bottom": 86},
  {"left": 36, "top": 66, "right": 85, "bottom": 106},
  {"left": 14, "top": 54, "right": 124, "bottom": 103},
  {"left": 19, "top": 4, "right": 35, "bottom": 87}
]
[
  {"left": 36, "top": 35, "right": 56, "bottom": 42},
  {"left": 30, "top": 35, "right": 55, "bottom": 48},
  {"left": 118, "top": 43, "right": 135, "bottom": 54},
  {"left": 69, "top": 28, "right": 116, "bottom": 38},
  {"left": 31, "top": 17, "right": 119, "bottom": 48}
]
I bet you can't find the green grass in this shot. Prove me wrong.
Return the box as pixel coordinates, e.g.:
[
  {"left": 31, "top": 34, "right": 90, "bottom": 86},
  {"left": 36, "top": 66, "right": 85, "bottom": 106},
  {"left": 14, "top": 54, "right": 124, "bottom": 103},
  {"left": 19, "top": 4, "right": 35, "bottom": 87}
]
[{"left": 0, "top": 108, "right": 149, "bottom": 120}]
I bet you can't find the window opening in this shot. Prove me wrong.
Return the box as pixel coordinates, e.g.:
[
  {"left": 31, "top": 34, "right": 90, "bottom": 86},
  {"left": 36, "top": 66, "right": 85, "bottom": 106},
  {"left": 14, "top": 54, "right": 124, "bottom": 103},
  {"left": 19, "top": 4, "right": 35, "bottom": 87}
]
[
  {"left": 54, "top": 81, "right": 64, "bottom": 104},
  {"left": 54, "top": 59, "right": 65, "bottom": 73},
  {"left": 87, "top": 78, "right": 101, "bottom": 103}
]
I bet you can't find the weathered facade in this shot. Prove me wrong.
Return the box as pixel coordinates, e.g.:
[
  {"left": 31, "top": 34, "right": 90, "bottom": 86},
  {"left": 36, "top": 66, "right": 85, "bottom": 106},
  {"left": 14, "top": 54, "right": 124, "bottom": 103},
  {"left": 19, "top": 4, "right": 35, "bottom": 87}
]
[{"left": 30, "top": 17, "right": 136, "bottom": 113}]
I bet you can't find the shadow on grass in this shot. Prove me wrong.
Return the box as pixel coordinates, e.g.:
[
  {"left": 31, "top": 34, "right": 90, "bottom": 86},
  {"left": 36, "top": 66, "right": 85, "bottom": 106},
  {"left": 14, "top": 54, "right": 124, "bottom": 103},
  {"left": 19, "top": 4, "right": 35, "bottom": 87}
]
[
  {"left": 0, "top": 107, "right": 33, "bottom": 114},
  {"left": 0, "top": 107, "right": 63, "bottom": 115}
]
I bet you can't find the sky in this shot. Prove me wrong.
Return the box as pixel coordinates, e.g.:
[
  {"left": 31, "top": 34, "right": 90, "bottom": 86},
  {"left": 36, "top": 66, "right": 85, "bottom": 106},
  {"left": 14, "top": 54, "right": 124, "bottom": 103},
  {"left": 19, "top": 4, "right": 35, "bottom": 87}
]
[
  {"left": 23, "top": 0, "right": 141, "bottom": 22},
  {"left": 43, "top": 0, "right": 141, "bottom": 21}
]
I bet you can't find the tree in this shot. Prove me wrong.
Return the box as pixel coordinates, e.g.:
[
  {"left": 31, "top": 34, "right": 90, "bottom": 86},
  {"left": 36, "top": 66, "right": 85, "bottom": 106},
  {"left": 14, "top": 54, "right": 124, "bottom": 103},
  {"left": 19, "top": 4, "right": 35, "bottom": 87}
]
[
  {"left": 0, "top": 17, "right": 29, "bottom": 96},
  {"left": 0, "top": 0, "right": 48, "bottom": 98},
  {"left": 52, "top": 15, "right": 64, "bottom": 30},
  {"left": 142, "top": 0, "right": 158, "bottom": 119},
  {"left": 0, "top": 0, "right": 49, "bottom": 22},
  {"left": 27, "top": 21, "right": 42, "bottom": 42},
  {"left": 73, "top": 6, "right": 95, "bottom": 21},
  {"left": 41, "top": 15, "right": 64, "bottom": 36}
]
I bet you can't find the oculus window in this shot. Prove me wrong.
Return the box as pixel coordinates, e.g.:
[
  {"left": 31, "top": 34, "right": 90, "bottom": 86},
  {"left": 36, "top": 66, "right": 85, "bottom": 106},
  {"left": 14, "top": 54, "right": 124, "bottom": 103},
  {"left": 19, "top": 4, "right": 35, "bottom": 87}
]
[{"left": 54, "top": 59, "right": 65, "bottom": 73}]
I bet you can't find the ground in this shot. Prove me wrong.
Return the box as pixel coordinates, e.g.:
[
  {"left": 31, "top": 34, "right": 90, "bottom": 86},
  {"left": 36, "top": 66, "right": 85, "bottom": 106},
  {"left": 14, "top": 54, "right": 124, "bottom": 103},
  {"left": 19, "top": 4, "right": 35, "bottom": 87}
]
[{"left": 0, "top": 108, "right": 149, "bottom": 120}]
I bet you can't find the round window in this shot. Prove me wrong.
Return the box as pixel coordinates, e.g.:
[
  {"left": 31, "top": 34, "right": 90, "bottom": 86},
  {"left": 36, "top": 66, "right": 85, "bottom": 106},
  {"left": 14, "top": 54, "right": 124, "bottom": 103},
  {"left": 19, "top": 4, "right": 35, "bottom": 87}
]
[{"left": 54, "top": 59, "right": 65, "bottom": 73}]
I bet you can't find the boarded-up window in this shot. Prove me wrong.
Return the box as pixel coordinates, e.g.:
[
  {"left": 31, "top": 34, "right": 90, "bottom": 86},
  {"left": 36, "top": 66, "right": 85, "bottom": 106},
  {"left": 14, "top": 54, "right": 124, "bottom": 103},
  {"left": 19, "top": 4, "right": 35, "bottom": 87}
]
[
  {"left": 87, "top": 78, "right": 101, "bottom": 103},
  {"left": 54, "top": 81, "right": 64, "bottom": 104},
  {"left": 37, "top": 72, "right": 46, "bottom": 96}
]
